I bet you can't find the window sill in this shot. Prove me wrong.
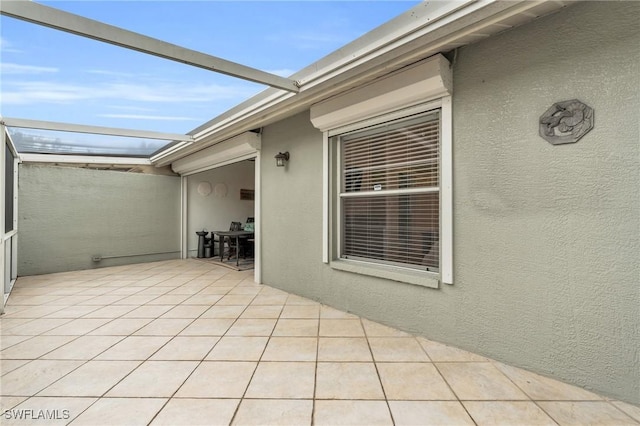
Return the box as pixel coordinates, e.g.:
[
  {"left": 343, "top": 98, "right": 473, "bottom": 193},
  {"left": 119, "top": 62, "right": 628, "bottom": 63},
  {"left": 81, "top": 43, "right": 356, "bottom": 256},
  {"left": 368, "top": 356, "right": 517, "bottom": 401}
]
[{"left": 330, "top": 259, "right": 440, "bottom": 289}]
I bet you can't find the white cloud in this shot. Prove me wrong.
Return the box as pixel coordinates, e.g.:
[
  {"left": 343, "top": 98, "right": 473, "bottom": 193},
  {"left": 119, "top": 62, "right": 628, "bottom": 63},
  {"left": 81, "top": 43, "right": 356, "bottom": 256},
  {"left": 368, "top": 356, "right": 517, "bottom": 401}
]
[
  {"left": 1, "top": 80, "right": 257, "bottom": 105},
  {"left": 0, "top": 37, "right": 23, "bottom": 53},
  {"left": 99, "top": 114, "right": 200, "bottom": 121},
  {"left": 1, "top": 63, "right": 58, "bottom": 74}
]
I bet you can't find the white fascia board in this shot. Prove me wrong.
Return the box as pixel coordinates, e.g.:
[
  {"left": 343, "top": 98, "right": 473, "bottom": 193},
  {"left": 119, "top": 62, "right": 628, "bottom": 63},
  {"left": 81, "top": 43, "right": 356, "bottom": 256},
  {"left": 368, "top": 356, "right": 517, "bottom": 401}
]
[
  {"left": 1, "top": 1, "right": 298, "bottom": 93},
  {"left": 2, "top": 117, "right": 193, "bottom": 142},
  {"left": 171, "top": 132, "right": 261, "bottom": 176},
  {"left": 19, "top": 153, "right": 151, "bottom": 165}
]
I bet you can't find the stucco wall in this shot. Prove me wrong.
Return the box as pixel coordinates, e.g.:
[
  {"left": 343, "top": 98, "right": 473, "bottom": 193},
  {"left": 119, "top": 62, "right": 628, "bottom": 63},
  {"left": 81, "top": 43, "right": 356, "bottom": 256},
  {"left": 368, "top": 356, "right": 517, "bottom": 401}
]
[
  {"left": 186, "top": 161, "right": 255, "bottom": 256},
  {"left": 260, "top": 2, "right": 639, "bottom": 404},
  {"left": 18, "top": 164, "right": 181, "bottom": 275}
]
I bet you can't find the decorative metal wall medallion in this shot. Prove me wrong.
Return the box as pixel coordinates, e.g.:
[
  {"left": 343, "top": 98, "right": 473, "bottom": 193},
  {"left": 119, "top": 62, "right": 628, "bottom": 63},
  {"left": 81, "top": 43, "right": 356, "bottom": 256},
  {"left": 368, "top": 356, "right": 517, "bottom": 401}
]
[{"left": 539, "top": 99, "right": 594, "bottom": 145}]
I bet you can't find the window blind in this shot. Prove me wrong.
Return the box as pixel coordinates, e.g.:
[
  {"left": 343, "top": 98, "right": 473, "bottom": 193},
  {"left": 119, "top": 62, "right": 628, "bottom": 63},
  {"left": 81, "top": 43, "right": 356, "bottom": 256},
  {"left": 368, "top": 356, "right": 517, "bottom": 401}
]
[{"left": 339, "top": 112, "right": 440, "bottom": 271}]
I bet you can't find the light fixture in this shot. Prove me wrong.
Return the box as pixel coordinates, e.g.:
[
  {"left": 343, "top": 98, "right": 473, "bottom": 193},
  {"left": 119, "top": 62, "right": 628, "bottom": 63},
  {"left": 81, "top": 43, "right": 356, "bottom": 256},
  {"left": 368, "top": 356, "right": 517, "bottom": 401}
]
[{"left": 275, "top": 151, "right": 289, "bottom": 167}]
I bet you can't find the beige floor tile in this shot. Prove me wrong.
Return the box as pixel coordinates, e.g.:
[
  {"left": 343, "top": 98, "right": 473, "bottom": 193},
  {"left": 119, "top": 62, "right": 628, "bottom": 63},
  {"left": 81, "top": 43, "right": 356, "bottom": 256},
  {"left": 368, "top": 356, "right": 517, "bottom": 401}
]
[
  {"left": 162, "top": 305, "right": 209, "bottom": 319},
  {"left": 378, "top": 363, "right": 456, "bottom": 400},
  {"left": 538, "top": 401, "right": 638, "bottom": 426},
  {"left": 78, "top": 295, "right": 126, "bottom": 305},
  {"left": 2, "top": 305, "right": 64, "bottom": 319},
  {"left": 80, "top": 305, "right": 136, "bottom": 318},
  {"left": 464, "top": 401, "right": 557, "bottom": 425},
  {"left": 226, "top": 319, "right": 277, "bottom": 336},
  {"left": 251, "top": 294, "right": 288, "bottom": 305},
  {"left": 216, "top": 295, "right": 255, "bottom": 306},
  {"left": 175, "top": 361, "right": 257, "bottom": 398},
  {"left": 418, "top": 338, "right": 488, "bottom": 362},
  {"left": 0, "top": 318, "right": 36, "bottom": 333},
  {"left": 262, "top": 337, "right": 318, "bottom": 362},
  {"left": 4, "top": 397, "right": 97, "bottom": 426},
  {"left": 285, "top": 295, "right": 319, "bottom": 306},
  {"left": 315, "top": 362, "right": 385, "bottom": 400},
  {"left": 319, "top": 319, "right": 365, "bottom": 337},
  {"left": 106, "top": 360, "right": 198, "bottom": 397},
  {"left": 390, "top": 401, "right": 475, "bottom": 425},
  {"left": 0, "top": 396, "right": 28, "bottom": 412},
  {"left": 94, "top": 336, "right": 171, "bottom": 360},
  {"left": 493, "top": 362, "right": 603, "bottom": 401},
  {"left": 38, "top": 360, "right": 140, "bottom": 397},
  {"left": 151, "top": 336, "right": 219, "bottom": 360},
  {"left": 2, "top": 318, "right": 73, "bottom": 336},
  {"left": 198, "top": 286, "right": 234, "bottom": 295},
  {"left": 151, "top": 398, "right": 239, "bottom": 426},
  {"left": 1, "top": 360, "right": 84, "bottom": 396},
  {"left": 240, "top": 305, "right": 283, "bottom": 319},
  {"left": 181, "top": 294, "right": 224, "bottom": 305},
  {"left": 368, "top": 337, "right": 430, "bottom": 362},
  {"left": 612, "top": 401, "right": 640, "bottom": 422},
  {"left": 317, "top": 337, "right": 373, "bottom": 362},
  {"left": 228, "top": 286, "right": 261, "bottom": 296},
  {"left": 45, "top": 306, "right": 102, "bottom": 319},
  {"left": 245, "top": 362, "right": 316, "bottom": 399},
  {"left": 87, "top": 318, "right": 153, "bottom": 335},
  {"left": 232, "top": 399, "right": 313, "bottom": 426},
  {"left": 0, "top": 335, "right": 77, "bottom": 360},
  {"left": 320, "top": 305, "right": 359, "bottom": 319},
  {"left": 200, "top": 305, "right": 245, "bottom": 319},
  {"left": 273, "top": 319, "right": 318, "bottom": 337},
  {"left": 205, "top": 336, "right": 268, "bottom": 361},
  {"left": 133, "top": 318, "right": 194, "bottom": 336},
  {"left": 41, "top": 335, "right": 124, "bottom": 360},
  {"left": 42, "top": 319, "right": 111, "bottom": 336},
  {"left": 121, "top": 305, "right": 174, "bottom": 318},
  {"left": 0, "top": 335, "right": 32, "bottom": 351},
  {"left": 180, "top": 318, "right": 235, "bottom": 336},
  {"left": 112, "top": 294, "right": 160, "bottom": 305},
  {"left": 1, "top": 359, "right": 30, "bottom": 376},
  {"left": 69, "top": 397, "right": 166, "bottom": 426},
  {"left": 362, "top": 319, "right": 411, "bottom": 337},
  {"left": 314, "top": 400, "right": 393, "bottom": 426},
  {"left": 147, "top": 294, "right": 192, "bottom": 305},
  {"left": 436, "top": 362, "right": 528, "bottom": 400},
  {"left": 280, "top": 305, "right": 320, "bottom": 319}
]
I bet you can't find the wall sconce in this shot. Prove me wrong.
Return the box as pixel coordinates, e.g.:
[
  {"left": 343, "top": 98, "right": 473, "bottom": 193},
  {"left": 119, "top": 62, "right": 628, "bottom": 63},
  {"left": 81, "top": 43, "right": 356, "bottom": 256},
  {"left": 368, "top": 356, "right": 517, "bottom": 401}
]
[{"left": 275, "top": 151, "right": 289, "bottom": 167}]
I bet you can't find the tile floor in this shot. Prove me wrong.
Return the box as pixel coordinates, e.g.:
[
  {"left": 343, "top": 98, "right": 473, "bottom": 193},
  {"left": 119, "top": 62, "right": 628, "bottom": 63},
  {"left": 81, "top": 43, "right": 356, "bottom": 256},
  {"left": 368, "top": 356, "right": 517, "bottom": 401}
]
[{"left": 1, "top": 259, "right": 639, "bottom": 426}]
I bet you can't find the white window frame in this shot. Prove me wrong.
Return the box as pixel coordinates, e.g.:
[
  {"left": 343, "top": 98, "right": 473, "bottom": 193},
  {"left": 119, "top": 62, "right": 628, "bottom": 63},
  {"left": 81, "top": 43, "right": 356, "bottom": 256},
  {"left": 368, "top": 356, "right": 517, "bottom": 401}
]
[
  {"left": 315, "top": 54, "right": 453, "bottom": 287},
  {"left": 324, "top": 99, "right": 452, "bottom": 288}
]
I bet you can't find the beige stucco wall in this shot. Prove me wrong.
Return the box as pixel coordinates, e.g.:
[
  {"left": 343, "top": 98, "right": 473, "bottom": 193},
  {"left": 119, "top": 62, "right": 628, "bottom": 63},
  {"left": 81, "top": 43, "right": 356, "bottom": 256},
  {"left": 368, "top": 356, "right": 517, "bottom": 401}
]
[
  {"left": 260, "top": 2, "right": 639, "bottom": 404},
  {"left": 18, "top": 164, "right": 181, "bottom": 275}
]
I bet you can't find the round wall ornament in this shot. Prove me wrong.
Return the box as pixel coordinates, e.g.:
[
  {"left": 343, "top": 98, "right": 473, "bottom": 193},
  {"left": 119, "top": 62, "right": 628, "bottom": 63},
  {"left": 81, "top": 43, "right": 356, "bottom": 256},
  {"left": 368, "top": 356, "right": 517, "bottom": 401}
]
[
  {"left": 214, "top": 183, "right": 228, "bottom": 198},
  {"left": 539, "top": 99, "right": 594, "bottom": 145},
  {"left": 197, "top": 181, "right": 212, "bottom": 196}
]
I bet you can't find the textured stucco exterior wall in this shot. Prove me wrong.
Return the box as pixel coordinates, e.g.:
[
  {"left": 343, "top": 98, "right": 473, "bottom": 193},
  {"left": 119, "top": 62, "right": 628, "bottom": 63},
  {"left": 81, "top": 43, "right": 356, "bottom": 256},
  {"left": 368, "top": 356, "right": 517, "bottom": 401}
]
[
  {"left": 186, "top": 161, "right": 255, "bottom": 256},
  {"left": 260, "top": 2, "right": 639, "bottom": 404},
  {"left": 18, "top": 164, "right": 181, "bottom": 275}
]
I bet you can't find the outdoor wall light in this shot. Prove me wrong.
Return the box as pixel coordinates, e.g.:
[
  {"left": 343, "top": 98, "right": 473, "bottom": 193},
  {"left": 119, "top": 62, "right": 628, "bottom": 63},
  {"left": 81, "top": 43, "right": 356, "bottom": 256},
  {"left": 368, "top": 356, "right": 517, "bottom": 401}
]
[{"left": 275, "top": 151, "right": 289, "bottom": 167}]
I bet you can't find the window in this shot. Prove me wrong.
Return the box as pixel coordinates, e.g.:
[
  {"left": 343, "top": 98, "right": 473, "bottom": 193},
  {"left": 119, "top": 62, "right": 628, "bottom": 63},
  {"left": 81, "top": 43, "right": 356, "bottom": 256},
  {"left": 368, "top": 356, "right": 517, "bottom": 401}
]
[
  {"left": 312, "top": 55, "right": 453, "bottom": 286},
  {"left": 334, "top": 111, "right": 440, "bottom": 273}
]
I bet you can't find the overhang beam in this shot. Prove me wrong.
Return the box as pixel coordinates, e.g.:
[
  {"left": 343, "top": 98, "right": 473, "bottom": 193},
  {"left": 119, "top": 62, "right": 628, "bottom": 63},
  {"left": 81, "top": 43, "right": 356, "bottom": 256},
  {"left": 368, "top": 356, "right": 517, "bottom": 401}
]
[
  {"left": 1, "top": 0, "right": 299, "bottom": 93},
  {"left": 2, "top": 117, "right": 193, "bottom": 142}
]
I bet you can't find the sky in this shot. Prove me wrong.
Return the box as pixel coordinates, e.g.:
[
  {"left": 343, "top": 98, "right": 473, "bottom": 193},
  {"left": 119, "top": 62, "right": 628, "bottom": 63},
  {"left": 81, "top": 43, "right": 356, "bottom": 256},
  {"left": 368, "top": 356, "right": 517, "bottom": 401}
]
[{"left": 0, "top": 0, "right": 421, "bottom": 146}]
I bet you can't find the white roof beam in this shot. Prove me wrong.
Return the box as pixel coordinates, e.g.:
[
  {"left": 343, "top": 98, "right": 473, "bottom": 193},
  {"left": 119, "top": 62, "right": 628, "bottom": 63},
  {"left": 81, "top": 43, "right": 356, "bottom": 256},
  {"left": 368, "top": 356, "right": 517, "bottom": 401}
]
[
  {"left": 1, "top": 0, "right": 299, "bottom": 93},
  {"left": 19, "top": 153, "right": 152, "bottom": 165},
  {"left": 2, "top": 117, "right": 193, "bottom": 142}
]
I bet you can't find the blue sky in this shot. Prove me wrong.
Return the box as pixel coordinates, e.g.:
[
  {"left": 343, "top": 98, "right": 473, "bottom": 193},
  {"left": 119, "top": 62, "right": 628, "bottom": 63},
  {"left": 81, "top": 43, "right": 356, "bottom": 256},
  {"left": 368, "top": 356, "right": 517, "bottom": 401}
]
[{"left": 1, "top": 1, "right": 420, "bottom": 138}]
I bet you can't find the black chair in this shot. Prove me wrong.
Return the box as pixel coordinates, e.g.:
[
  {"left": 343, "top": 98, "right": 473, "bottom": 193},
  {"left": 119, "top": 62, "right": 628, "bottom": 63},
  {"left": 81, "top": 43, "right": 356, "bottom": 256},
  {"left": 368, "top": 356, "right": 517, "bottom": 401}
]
[{"left": 226, "top": 222, "right": 245, "bottom": 260}]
